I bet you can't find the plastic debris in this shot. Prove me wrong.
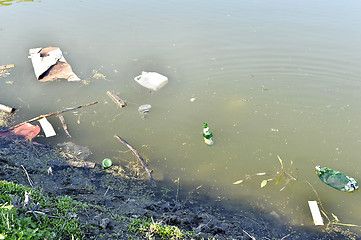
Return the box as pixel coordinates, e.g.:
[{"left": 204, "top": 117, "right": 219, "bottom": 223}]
[
  {"left": 28, "top": 47, "right": 81, "bottom": 82},
  {"left": 138, "top": 104, "right": 152, "bottom": 118},
  {"left": 38, "top": 117, "right": 56, "bottom": 137},
  {"left": 308, "top": 201, "right": 324, "bottom": 225},
  {"left": 203, "top": 122, "right": 214, "bottom": 145},
  {"left": 0, "top": 123, "right": 40, "bottom": 140},
  {"left": 102, "top": 158, "right": 112, "bottom": 169},
  {"left": 134, "top": 71, "right": 168, "bottom": 91},
  {"left": 315, "top": 166, "right": 359, "bottom": 192}
]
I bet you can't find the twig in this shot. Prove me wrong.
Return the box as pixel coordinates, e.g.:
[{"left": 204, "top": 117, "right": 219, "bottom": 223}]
[
  {"left": 242, "top": 229, "right": 256, "bottom": 240},
  {"left": 114, "top": 135, "right": 156, "bottom": 187},
  {"left": 7, "top": 101, "right": 98, "bottom": 131},
  {"left": 104, "top": 186, "right": 110, "bottom": 196},
  {"left": 21, "top": 165, "right": 34, "bottom": 188},
  {"left": 183, "top": 185, "right": 202, "bottom": 204},
  {"left": 57, "top": 114, "right": 71, "bottom": 137},
  {"left": 280, "top": 233, "right": 292, "bottom": 240}
]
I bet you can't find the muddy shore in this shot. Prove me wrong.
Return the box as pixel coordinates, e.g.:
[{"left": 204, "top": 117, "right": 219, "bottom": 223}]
[{"left": 1, "top": 134, "right": 359, "bottom": 240}]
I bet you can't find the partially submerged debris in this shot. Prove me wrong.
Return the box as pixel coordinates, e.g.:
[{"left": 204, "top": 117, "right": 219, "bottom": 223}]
[
  {"left": 0, "top": 103, "right": 15, "bottom": 114},
  {"left": 57, "top": 142, "right": 92, "bottom": 161},
  {"left": 0, "top": 102, "right": 97, "bottom": 141},
  {"left": 28, "top": 47, "right": 81, "bottom": 82},
  {"left": 0, "top": 64, "right": 14, "bottom": 70},
  {"left": 0, "top": 123, "right": 40, "bottom": 140},
  {"left": 308, "top": 201, "right": 324, "bottom": 226},
  {"left": 138, "top": 104, "right": 151, "bottom": 118},
  {"left": 114, "top": 135, "right": 156, "bottom": 187},
  {"left": 315, "top": 166, "right": 358, "bottom": 192},
  {"left": 0, "top": 64, "right": 13, "bottom": 78},
  {"left": 107, "top": 91, "right": 127, "bottom": 108},
  {"left": 134, "top": 71, "right": 168, "bottom": 91}
]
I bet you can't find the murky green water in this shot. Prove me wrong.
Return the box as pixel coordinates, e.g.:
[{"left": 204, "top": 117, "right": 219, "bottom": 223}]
[{"left": 1, "top": 0, "right": 361, "bottom": 231}]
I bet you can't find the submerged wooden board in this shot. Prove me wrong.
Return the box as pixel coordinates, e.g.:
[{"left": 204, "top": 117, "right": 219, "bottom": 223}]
[{"left": 107, "top": 91, "right": 127, "bottom": 108}]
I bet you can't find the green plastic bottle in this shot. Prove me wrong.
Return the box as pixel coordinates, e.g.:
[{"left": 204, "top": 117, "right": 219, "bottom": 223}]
[
  {"left": 315, "top": 166, "right": 358, "bottom": 192},
  {"left": 203, "top": 122, "right": 214, "bottom": 145}
]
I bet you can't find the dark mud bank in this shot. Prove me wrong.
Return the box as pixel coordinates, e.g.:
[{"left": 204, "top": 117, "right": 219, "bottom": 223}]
[{"left": 0, "top": 137, "right": 358, "bottom": 239}]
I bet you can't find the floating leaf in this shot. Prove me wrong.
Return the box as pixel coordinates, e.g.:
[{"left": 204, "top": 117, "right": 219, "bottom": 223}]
[
  {"left": 275, "top": 173, "right": 283, "bottom": 185},
  {"left": 277, "top": 155, "right": 284, "bottom": 170},
  {"left": 261, "top": 180, "right": 268, "bottom": 188},
  {"left": 256, "top": 172, "right": 266, "bottom": 176},
  {"left": 233, "top": 180, "right": 244, "bottom": 185}
]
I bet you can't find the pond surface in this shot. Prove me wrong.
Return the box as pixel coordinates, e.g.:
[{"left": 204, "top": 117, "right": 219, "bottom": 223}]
[{"left": 1, "top": 0, "right": 361, "bottom": 231}]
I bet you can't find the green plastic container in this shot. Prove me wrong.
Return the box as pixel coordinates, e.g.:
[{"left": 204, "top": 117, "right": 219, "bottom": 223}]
[
  {"left": 102, "top": 158, "right": 112, "bottom": 169},
  {"left": 315, "top": 166, "right": 358, "bottom": 192}
]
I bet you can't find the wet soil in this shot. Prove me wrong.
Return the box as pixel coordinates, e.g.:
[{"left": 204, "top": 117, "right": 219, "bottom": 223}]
[{"left": 0, "top": 136, "right": 359, "bottom": 240}]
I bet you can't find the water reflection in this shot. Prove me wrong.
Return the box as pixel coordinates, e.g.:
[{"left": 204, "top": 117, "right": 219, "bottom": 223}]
[{"left": 0, "top": 0, "right": 38, "bottom": 7}]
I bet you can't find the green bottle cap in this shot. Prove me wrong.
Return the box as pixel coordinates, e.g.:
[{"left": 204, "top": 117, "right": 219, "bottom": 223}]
[{"left": 102, "top": 158, "right": 112, "bottom": 169}]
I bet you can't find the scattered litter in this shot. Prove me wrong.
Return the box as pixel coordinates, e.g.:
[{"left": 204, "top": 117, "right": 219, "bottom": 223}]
[
  {"left": 0, "top": 123, "right": 40, "bottom": 140},
  {"left": 47, "top": 167, "right": 53, "bottom": 175},
  {"left": 0, "top": 64, "right": 14, "bottom": 70},
  {"left": 91, "top": 69, "right": 107, "bottom": 80},
  {"left": 190, "top": 97, "right": 196, "bottom": 102},
  {"left": 308, "top": 201, "right": 324, "bottom": 225},
  {"left": 28, "top": 47, "right": 81, "bottom": 82},
  {"left": 38, "top": 117, "right": 56, "bottom": 138},
  {"left": 0, "top": 103, "right": 15, "bottom": 114},
  {"left": 102, "top": 158, "right": 113, "bottom": 169},
  {"left": 315, "top": 166, "right": 359, "bottom": 192},
  {"left": 0, "top": 64, "right": 14, "bottom": 78},
  {"left": 107, "top": 91, "right": 127, "bottom": 108},
  {"left": 7, "top": 101, "right": 97, "bottom": 139},
  {"left": 57, "top": 142, "right": 92, "bottom": 161},
  {"left": 203, "top": 122, "right": 214, "bottom": 146},
  {"left": 134, "top": 71, "right": 168, "bottom": 91},
  {"left": 138, "top": 104, "right": 151, "bottom": 118}
]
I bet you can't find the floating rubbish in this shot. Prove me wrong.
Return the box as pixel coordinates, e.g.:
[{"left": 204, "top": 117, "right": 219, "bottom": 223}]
[
  {"left": 203, "top": 122, "right": 214, "bottom": 146},
  {"left": 102, "top": 158, "right": 113, "bottom": 169},
  {"left": 138, "top": 104, "right": 151, "bottom": 118},
  {"left": 0, "top": 64, "right": 13, "bottom": 78},
  {"left": 0, "top": 64, "right": 14, "bottom": 70},
  {"left": 0, "top": 103, "right": 15, "bottom": 114},
  {"left": 308, "top": 201, "right": 324, "bottom": 226},
  {"left": 38, "top": 117, "right": 56, "bottom": 138},
  {"left": 134, "top": 71, "right": 168, "bottom": 91},
  {"left": 0, "top": 123, "right": 40, "bottom": 141},
  {"left": 28, "top": 47, "right": 81, "bottom": 82},
  {"left": 315, "top": 166, "right": 358, "bottom": 192},
  {"left": 107, "top": 91, "right": 127, "bottom": 108},
  {"left": 57, "top": 142, "right": 92, "bottom": 161}
]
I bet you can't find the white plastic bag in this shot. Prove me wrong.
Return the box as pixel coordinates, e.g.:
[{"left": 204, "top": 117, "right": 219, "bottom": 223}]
[{"left": 134, "top": 71, "right": 168, "bottom": 91}]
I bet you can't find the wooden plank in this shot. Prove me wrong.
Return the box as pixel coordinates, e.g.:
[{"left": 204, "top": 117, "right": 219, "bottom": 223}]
[
  {"left": 308, "top": 201, "right": 324, "bottom": 225},
  {"left": 107, "top": 91, "right": 127, "bottom": 108}
]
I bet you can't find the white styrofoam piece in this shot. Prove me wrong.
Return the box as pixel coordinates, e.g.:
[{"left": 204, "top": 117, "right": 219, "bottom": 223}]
[
  {"left": 308, "top": 201, "right": 324, "bottom": 226},
  {"left": 38, "top": 117, "right": 56, "bottom": 137}
]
